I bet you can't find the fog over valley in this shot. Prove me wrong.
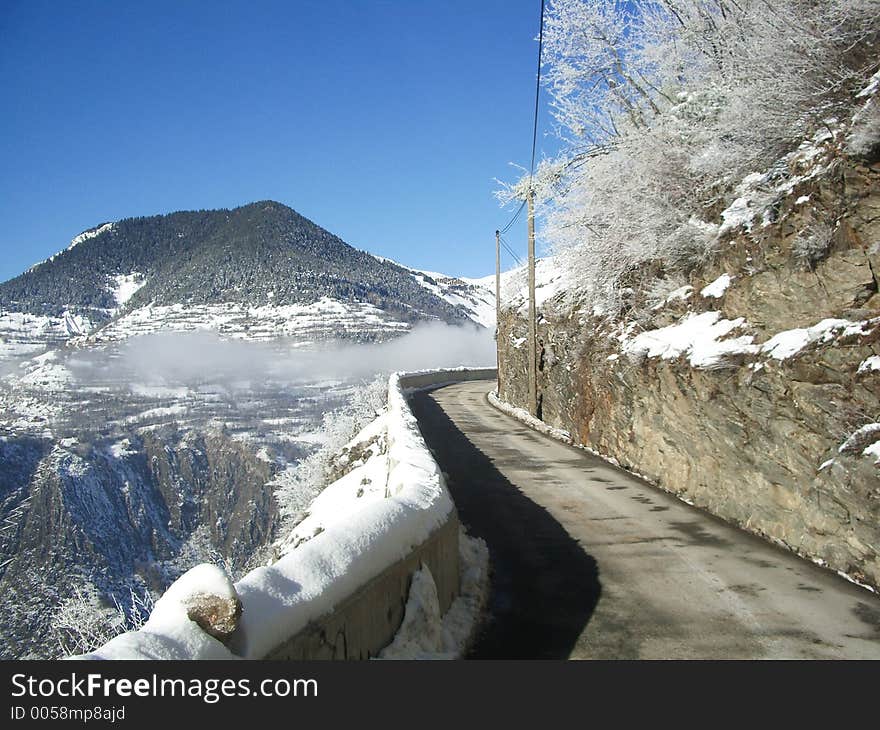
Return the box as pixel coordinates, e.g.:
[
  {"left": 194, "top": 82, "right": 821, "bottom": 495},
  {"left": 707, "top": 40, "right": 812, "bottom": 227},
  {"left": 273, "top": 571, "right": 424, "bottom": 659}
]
[{"left": 72, "top": 322, "right": 496, "bottom": 388}]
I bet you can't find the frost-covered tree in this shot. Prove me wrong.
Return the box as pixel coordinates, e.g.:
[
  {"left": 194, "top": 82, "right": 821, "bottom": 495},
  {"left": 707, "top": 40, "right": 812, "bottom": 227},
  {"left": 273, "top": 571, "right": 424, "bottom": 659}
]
[
  {"left": 50, "top": 583, "right": 154, "bottom": 657},
  {"left": 847, "top": 84, "right": 880, "bottom": 158},
  {"left": 168, "top": 524, "right": 234, "bottom": 578},
  {"left": 273, "top": 375, "right": 387, "bottom": 539},
  {"left": 506, "top": 0, "right": 879, "bottom": 316}
]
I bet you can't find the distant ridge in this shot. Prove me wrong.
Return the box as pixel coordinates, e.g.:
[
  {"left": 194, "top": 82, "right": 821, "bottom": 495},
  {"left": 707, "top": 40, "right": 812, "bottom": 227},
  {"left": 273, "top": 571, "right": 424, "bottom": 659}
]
[{"left": 0, "top": 201, "right": 475, "bottom": 327}]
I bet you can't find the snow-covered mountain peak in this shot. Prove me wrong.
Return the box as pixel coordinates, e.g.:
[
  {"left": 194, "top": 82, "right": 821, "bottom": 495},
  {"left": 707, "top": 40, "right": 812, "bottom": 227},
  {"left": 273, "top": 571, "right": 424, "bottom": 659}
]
[{"left": 68, "top": 222, "right": 115, "bottom": 251}]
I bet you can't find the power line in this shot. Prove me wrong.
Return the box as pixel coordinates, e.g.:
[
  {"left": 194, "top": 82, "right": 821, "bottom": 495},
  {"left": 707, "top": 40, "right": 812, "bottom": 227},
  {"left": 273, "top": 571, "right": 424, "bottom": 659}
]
[
  {"left": 499, "top": 199, "right": 526, "bottom": 235},
  {"left": 500, "top": 236, "right": 523, "bottom": 266},
  {"left": 497, "top": 0, "right": 546, "bottom": 252},
  {"left": 529, "top": 0, "right": 546, "bottom": 185},
  {"left": 500, "top": 236, "right": 520, "bottom": 263}
]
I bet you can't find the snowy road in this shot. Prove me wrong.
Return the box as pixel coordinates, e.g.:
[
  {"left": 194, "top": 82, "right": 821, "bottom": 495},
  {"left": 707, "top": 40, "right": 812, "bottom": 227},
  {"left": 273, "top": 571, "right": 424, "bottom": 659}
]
[{"left": 409, "top": 380, "right": 880, "bottom": 659}]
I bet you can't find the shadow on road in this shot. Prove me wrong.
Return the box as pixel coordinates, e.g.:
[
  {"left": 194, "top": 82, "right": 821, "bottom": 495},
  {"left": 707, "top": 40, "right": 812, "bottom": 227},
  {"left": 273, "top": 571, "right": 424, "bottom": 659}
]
[{"left": 410, "top": 389, "right": 602, "bottom": 659}]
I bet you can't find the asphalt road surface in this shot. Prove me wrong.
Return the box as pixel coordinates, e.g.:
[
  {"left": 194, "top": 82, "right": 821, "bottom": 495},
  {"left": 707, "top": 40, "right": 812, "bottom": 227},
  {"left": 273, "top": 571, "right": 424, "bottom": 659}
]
[{"left": 409, "top": 379, "right": 880, "bottom": 659}]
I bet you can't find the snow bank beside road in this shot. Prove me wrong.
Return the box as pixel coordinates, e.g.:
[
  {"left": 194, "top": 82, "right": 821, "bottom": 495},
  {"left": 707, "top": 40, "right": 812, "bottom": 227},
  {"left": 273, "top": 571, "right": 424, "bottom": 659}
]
[{"left": 378, "top": 528, "right": 489, "bottom": 660}]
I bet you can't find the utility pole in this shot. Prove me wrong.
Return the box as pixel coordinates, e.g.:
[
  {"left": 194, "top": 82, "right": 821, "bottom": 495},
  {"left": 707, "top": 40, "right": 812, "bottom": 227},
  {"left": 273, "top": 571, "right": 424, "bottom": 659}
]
[
  {"left": 495, "top": 229, "right": 502, "bottom": 398},
  {"left": 527, "top": 187, "right": 538, "bottom": 417}
]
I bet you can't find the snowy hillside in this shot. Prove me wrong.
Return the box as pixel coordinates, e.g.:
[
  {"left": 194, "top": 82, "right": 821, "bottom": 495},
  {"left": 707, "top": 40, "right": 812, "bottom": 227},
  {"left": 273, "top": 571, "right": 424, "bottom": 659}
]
[
  {"left": 86, "top": 298, "right": 412, "bottom": 345},
  {"left": 499, "top": 258, "right": 570, "bottom": 317},
  {"left": 406, "top": 268, "right": 496, "bottom": 329},
  {"left": 372, "top": 256, "right": 498, "bottom": 329},
  {"left": 0, "top": 201, "right": 483, "bottom": 347},
  {"left": 0, "top": 202, "right": 503, "bottom": 370},
  {"left": 0, "top": 311, "right": 92, "bottom": 367}
]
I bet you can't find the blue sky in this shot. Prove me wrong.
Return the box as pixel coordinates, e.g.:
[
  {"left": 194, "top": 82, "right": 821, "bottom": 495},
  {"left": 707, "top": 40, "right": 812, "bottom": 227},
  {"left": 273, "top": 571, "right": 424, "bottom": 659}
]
[{"left": 0, "top": 0, "right": 557, "bottom": 282}]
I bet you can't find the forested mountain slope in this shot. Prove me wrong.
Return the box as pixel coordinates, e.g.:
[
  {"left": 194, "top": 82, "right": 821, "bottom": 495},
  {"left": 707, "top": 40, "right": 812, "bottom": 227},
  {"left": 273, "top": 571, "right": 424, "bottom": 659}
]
[{"left": 0, "top": 201, "right": 474, "bottom": 328}]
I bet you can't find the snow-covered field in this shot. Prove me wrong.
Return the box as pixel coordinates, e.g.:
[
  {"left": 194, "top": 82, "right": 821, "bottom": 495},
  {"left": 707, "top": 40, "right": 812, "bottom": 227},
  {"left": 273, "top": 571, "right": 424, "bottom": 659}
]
[
  {"left": 88, "top": 298, "right": 412, "bottom": 344},
  {"left": 0, "top": 310, "right": 93, "bottom": 369}
]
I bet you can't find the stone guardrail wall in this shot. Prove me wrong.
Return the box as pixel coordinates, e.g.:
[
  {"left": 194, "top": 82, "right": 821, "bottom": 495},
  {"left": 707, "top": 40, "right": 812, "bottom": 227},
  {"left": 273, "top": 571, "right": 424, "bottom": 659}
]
[
  {"left": 396, "top": 367, "right": 499, "bottom": 391},
  {"left": 74, "top": 367, "right": 497, "bottom": 660},
  {"left": 265, "top": 511, "right": 461, "bottom": 659},
  {"left": 263, "top": 367, "right": 497, "bottom": 659}
]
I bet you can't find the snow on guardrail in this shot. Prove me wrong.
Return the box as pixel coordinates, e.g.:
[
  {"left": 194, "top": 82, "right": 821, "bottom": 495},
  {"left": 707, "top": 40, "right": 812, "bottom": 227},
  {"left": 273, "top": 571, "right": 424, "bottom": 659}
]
[{"left": 72, "top": 368, "right": 491, "bottom": 660}]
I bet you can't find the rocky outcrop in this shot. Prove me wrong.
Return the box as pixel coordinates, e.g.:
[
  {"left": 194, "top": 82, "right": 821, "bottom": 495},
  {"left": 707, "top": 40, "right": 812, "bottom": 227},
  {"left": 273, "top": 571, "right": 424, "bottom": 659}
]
[
  {"left": 498, "top": 139, "right": 880, "bottom": 589},
  {"left": 141, "top": 427, "right": 276, "bottom": 570},
  {"left": 0, "top": 425, "right": 275, "bottom": 658}
]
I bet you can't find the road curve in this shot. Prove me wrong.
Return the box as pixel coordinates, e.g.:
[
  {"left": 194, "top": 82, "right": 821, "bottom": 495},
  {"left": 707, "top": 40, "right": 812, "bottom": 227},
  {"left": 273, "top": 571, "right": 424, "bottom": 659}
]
[{"left": 409, "top": 380, "right": 880, "bottom": 659}]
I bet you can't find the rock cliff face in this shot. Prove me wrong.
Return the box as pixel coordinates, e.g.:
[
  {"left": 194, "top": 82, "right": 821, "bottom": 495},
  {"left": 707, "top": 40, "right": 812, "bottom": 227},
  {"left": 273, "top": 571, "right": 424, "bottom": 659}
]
[
  {"left": 498, "top": 135, "right": 880, "bottom": 589},
  {"left": 0, "top": 425, "right": 275, "bottom": 658}
]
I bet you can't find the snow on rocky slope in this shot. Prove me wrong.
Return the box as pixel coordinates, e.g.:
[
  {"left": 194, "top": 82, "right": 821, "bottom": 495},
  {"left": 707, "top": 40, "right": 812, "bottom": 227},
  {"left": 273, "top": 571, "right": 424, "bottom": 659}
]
[
  {"left": 373, "top": 256, "right": 498, "bottom": 329},
  {"left": 0, "top": 201, "right": 498, "bottom": 658},
  {"left": 407, "top": 268, "right": 496, "bottom": 329}
]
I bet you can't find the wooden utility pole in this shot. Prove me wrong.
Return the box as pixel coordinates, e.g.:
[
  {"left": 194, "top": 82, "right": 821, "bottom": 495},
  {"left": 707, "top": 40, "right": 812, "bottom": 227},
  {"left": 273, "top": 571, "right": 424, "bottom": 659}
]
[
  {"left": 495, "top": 229, "right": 502, "bottom": 398},
  {"left": 527, "top": 187, "right": 538, "bottom": 417}
]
